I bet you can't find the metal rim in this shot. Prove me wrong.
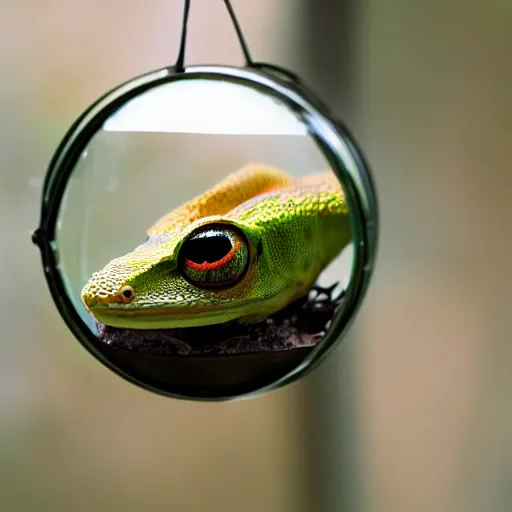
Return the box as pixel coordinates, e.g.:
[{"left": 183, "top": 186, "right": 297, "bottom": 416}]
[{"left": 32, "top": 64, "right": 378, "bottom": 401}]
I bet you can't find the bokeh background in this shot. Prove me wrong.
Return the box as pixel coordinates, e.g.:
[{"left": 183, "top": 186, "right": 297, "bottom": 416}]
[{"left": 2, "top": 1, "right": 511, "bottom": 511}]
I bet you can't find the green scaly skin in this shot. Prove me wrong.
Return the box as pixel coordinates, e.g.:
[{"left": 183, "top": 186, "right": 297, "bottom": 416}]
[{"left": 81, "top": 164, "right": 350, "bottom": 329}]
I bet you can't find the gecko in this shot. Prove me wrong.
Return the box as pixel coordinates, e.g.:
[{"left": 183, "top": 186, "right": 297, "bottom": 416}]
[{"left": 81, "top": 164, "right": 351, "bottom": 329}]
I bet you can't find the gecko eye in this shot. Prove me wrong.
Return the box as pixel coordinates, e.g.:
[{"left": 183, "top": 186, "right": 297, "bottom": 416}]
[{"left": 179, "top": 225, "right": 249, "bottom": 288}]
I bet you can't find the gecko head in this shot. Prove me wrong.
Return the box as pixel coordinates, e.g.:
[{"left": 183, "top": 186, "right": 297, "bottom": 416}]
[{"left": 80, "top": 217, "right": 266, "bottom": 329}]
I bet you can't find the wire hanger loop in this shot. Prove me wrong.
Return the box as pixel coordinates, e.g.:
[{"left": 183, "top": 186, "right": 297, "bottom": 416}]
[{"left": 175, "top": 0, "right": 253, "bottom": 72}]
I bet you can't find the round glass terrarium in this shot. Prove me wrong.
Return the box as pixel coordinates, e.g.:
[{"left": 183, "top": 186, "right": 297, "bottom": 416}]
[{"left": 33, "top": 65, "right": 378, "bottom": 400}]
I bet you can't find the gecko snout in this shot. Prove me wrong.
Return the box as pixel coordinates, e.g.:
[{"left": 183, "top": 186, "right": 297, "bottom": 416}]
[{"left": 81, "top": 281, "right": 136, "bottom": 310}]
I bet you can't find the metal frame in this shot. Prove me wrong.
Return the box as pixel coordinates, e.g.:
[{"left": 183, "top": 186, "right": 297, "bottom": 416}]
[{"left": 32, "top": 64, "right": 378, "bottom": 401}]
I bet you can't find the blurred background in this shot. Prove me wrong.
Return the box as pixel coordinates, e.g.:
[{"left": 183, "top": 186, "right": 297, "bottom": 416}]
[{"left": 2, "top": 0, "right": 511, "bottom": 511}]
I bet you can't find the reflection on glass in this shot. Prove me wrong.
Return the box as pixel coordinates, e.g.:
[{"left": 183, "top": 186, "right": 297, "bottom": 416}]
[
  {"left": 103, "top": 79, "right": 308, "bottom": 135},
  {"left": 55, "top": 78, "right": 353, "bottom": 397}
]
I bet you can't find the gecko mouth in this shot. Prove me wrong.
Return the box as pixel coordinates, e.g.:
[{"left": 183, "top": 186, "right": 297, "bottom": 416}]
[
  {"left": 86, "top": 283, "right": 308, "bottom": 330},
  {"left": 88, "top": 298, "right": 264, "bottom": 330}
]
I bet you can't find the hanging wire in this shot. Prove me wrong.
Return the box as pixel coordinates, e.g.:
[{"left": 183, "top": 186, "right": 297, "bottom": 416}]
[
  {"left": 222, "top": 0, "right": 253, "bottom": 66},
  {"left": 175, "top": 0, "right": 191, "bottom": 72},
  {"left": 175, "top": 0, "right": 253, "bottom": 71}
]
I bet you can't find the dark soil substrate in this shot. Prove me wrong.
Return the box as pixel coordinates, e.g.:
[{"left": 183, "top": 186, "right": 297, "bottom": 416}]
[{"left": 97, "top": 284, "right": 344, "bottom": 357}]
